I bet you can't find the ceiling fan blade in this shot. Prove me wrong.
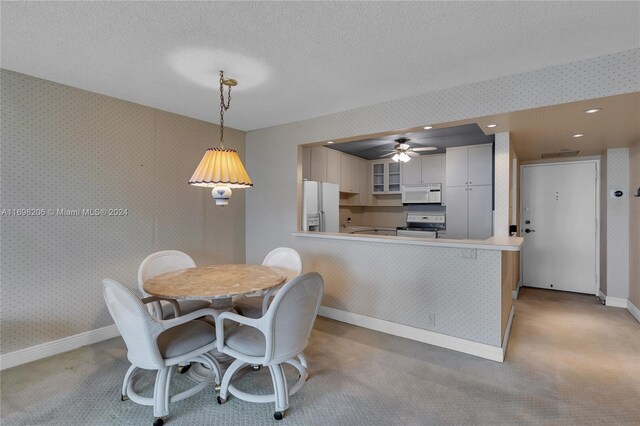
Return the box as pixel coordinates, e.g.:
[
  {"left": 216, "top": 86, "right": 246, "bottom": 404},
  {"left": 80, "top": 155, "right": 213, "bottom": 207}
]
[
  {"left": 408, "top": 151, "right": 420, "bottom": 157},
  {"left": 412, "top": 147, "right": 438, "bottom": 152},
  {"left": 380, "top": 152, "right": 396, "bottom": 157}
]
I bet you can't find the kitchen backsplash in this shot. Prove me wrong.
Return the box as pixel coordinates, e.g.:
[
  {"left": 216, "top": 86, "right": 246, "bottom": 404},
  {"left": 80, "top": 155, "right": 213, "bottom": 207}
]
[{"left": 340, "top": 204, "right": 447, "bottom": 228}]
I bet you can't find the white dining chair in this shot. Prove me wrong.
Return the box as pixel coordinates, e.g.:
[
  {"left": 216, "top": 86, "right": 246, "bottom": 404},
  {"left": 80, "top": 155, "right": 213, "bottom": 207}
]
[
  {"left": 234, "top": 247, "right": 303, "bottom": 319},
  {"left": 215, "top": 272, "right": 323, "bottom": 420},
  {"left": 103, "top": 278, "right": 221, "bottom": 426},
  {"left": 138, "top": 250, "right": 211, "bottom": 319}
]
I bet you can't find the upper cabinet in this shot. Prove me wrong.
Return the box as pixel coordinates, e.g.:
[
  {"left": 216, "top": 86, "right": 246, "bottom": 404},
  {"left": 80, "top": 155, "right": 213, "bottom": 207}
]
[
  {"left": 445, "top": 144, "right": 492, "bottom": 187},
  {"left": 371, "top": 160, "right": 402, "bottom": 194},
  {"left": 401, "top": 154, "right": 445, "bottom": 185},
  {"left": 326, "top": 148, "right": 341, "bottom": 185},
  {"left": 340, "top": 154, "right": 360, "bottom": 193},
  {"left": 309, "top": 146, "right": 327, "bottom": 182}
]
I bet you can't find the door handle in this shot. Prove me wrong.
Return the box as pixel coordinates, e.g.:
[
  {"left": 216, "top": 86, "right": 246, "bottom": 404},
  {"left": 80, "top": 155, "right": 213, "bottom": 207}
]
[{"left": 524, "top": 228, "right": 535, "bottom": 233}]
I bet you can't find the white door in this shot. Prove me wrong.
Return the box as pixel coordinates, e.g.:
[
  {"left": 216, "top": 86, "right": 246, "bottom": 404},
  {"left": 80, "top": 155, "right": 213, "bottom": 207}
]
[
  {"left": 521, "top": 162, "right": 597, "bottom": 294},
  {"left": 421, "top": 154, "right": 444, "bottom": 184}
]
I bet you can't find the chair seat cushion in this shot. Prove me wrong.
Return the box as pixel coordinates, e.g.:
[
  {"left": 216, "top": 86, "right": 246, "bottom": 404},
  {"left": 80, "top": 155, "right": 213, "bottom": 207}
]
[
  {"left": 225, "top": 325, "right": 266, "bottom": 357},
  {"left": 162, "top": 300, "right": 211, "bottom": 320},
  {"left": 233, "top": 297, "right": 264, "bottom": 319},
  {"left": 157, "top": 320, "right": 216, "bottom": 358}
]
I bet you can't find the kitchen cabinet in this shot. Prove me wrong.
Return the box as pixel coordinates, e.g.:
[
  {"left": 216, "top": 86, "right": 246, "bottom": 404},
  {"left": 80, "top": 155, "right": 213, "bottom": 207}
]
[
  {"left": 309, "top": 146, "right": 327, "bottom": 182},
  {"left": 467, "top": 185, "right": 493, "bottom": 239},
  {"left": 372, "top": 160, "right": 402, "bottom": 194},
  {"left": 445, "top": 144, "right": 493, "bottom": 239},
  {"left": 326, "top": 148, "right": 341, "bottom": 185},
  {"left": 445, "top": 185, "right": 493, "bottom": 240},
  {"left": 358, "top": 158, "right": 371, "bottom": 205},
  {"left": 340, "top": 154, "right": 360, "bottom": 193},
  {"left": 301, "top": 147, "right": 311, "bottom": 180},
  {"left": 402, "top": 154, "right": 445, "bottom": 185},
  {"left": 446, "top": 144, "right": 492, "bottom": 187}
]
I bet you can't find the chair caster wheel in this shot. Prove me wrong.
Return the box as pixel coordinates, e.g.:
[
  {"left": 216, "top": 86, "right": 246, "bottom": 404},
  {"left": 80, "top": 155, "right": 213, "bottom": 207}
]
[
  {"left": 274, "top": 411, "right": 285, "bottom": 420},
  {"left": 251, "top": 365, "right": 261, "bottom": 371},
  {"left": 217, "top": 396, "right": 227, "bottom": 405},
  {"left": 177, "top": 364, "right": 191, "bottom": 374},
  {"left": 153, "top": 417, "right": 164, "bottom": 426},
  {"left": 121, "top": 394, "right": 129, "bottom": 401}
]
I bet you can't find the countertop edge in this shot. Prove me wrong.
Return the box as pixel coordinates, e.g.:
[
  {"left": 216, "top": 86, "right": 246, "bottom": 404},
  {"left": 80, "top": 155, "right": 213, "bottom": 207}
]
[{"left": 292, "top": 231, "right": 523, "bottom": 251}]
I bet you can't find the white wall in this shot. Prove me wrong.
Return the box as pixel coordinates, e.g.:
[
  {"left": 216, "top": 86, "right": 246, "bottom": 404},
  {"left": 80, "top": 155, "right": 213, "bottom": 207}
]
[
  {"left": 1, "top": 70, "right": 247, "bottom": 354},
  {"left": 628, "top": 140, "right": 640, "bottom": 310},
  {"left": 601, "top": 148, "right": 630, "bottom": 299}
]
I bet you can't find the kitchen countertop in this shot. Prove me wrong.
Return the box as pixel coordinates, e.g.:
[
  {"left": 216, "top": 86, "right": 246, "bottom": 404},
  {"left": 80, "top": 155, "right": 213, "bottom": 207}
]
[
  {"left": 293, "top": 231, "right": 523, "bottom": 251},
  {"left": 339, "top": 225, "right": 397, "bottom": 233}
]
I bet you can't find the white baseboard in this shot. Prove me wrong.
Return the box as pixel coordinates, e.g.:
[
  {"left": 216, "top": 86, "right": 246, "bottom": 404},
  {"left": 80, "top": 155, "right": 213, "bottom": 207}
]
[
  {"left": 512, "top": 280, "right": 522, "bottom": 300},
  {"left": 502, "top": 306, "right": 515, "bottom": 358},
  {"left": 606, "top": 296, "right": 628, "bottom": 308},
  {"left": 0, "top": 324, "right": 119, "bottom": 370},
  {"left": 318, "top": 306, "right": 505, "bottom": 362},
  {"left": 626, "top": 300, "right": 640, "bottom": 323}
]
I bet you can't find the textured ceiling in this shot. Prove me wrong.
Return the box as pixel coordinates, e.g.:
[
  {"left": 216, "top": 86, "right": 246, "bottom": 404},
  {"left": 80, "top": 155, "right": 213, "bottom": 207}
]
[{"left": 2, "top": 2, "right": 639, "bottom": 131}]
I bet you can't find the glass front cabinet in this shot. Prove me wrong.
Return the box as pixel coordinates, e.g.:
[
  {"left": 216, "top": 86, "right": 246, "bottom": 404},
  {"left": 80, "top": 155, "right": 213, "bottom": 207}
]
[{"left": 371, "top": 160, "right": 402, "bottom": 194}]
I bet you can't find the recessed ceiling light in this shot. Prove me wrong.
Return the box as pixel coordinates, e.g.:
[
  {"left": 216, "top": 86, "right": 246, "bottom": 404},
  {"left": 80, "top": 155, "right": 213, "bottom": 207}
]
[
  {"left": 572, "top": 134, "right": 584, "bottom": 138},
  {"left": 584, "top": 108, "right": 602, "bottom": 114},
  {"left": 486, "top": 124, "right": 497, "bottom": 128},
  {"left": 423, "top": 126, "right": 433, "bottom": 130},
  {"left": 326, "top": 141, "right": 334, "bottom": 144}
]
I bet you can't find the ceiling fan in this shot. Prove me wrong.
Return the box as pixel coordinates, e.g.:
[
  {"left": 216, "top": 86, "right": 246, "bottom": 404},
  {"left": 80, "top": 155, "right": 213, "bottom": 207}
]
[{"left": 380, "top": 137, "right": 437, "bottom": 163}]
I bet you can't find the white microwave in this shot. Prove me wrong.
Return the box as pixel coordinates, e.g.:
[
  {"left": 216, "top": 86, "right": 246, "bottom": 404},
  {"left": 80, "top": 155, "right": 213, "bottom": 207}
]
[{"left": 402, "top": 183, "right": 442, "bottom": 204}]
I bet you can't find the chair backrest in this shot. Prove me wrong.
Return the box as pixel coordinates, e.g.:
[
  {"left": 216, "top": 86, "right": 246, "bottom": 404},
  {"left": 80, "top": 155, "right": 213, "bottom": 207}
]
[
  {"left": 262, "top": 247, "right": 302, "bottom": 281},
  {"left": 263, "top": 272, "right": 323, "bottom": 364},
  {"left": 138, "top": 250, "right": 196, "bottom": 297},
  {"left": 102, "top": 278, "right": 164, "bottom": 369}
]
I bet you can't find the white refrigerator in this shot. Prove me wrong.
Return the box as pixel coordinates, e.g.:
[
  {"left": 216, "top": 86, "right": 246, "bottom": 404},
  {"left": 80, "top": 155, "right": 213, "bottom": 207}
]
[{"left": 302, "top": 180, "right": 339, "bottom": 232}]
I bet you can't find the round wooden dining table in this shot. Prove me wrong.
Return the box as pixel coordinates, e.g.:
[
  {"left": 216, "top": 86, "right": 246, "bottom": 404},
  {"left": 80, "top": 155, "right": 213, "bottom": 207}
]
[
  {"left": 143, "top": 264, "right": 288, "bottom": 382},
  {"left": 143, "top": 264, "right": 288, "bottom": 311}
]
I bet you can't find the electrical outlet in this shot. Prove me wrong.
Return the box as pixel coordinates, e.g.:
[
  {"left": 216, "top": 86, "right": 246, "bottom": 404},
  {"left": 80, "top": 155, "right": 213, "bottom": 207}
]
[
  {"left": 428, "top": 314, "right": 436, "bottom": 326},
  {"left": 460, "top": 248, "right": 477, "bottom": 259}
]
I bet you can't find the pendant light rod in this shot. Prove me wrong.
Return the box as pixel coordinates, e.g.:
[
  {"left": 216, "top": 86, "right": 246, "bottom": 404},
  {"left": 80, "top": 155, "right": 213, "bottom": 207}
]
[{"left": 219, "top": 70, "right": 237, "bottom": 149}]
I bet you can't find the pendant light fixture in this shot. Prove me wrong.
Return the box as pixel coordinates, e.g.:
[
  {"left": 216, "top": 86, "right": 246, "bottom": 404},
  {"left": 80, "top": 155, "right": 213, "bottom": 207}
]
[{"left": 188, "top": 71, "right": 253, "bottom": 205}]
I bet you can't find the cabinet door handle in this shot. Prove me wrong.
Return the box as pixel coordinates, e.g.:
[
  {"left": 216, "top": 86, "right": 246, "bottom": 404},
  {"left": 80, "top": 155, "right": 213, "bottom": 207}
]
[{"left": 469, "top": 181, "right": 472, "bottom": 184}]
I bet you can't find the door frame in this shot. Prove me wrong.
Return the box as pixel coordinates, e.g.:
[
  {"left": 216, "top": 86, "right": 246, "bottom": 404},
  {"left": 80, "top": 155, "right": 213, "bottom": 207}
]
[{"left": 519, "top": 158, "right": 600, "bottom": 295}]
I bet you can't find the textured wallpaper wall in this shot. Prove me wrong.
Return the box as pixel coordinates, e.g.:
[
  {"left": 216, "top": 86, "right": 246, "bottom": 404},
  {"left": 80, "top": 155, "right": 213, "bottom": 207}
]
[
  {"left": 604, "top": 148, "right": 630, "bottom": 299},
  {"left": 245, "top": 49, "right": 639, "bottom": 345},
  {"left": 1, "top": 70, "right": 246, "bottom": 354},
  {"left": 629, "top": 141, "right": 640, "bottom": 308}
]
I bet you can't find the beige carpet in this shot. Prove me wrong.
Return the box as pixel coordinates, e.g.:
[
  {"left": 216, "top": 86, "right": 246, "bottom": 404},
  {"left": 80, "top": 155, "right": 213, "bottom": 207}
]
[{"left": 2, "top": 288, "right": 639, "bottom": 425}]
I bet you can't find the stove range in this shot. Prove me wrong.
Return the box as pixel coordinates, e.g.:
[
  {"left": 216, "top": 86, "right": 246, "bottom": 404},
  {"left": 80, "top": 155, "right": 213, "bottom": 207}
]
[{"left": 396, "top": 214, "right": 446, "bottom": 238}]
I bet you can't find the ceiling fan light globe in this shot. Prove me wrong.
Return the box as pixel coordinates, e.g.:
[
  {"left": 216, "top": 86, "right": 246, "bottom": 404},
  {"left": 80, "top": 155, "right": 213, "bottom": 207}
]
[
  {"left": 392, "top": 153, "right": 400, "bottom": 162},
  {"left": 399, "top": 152, "right": 411, "bottom": 163}
]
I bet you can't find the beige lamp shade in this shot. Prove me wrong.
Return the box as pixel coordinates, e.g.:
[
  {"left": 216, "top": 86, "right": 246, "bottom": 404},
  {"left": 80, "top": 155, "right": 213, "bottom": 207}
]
[{"left": 188, "top": 148, "right": 253, "bottom": 188}]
